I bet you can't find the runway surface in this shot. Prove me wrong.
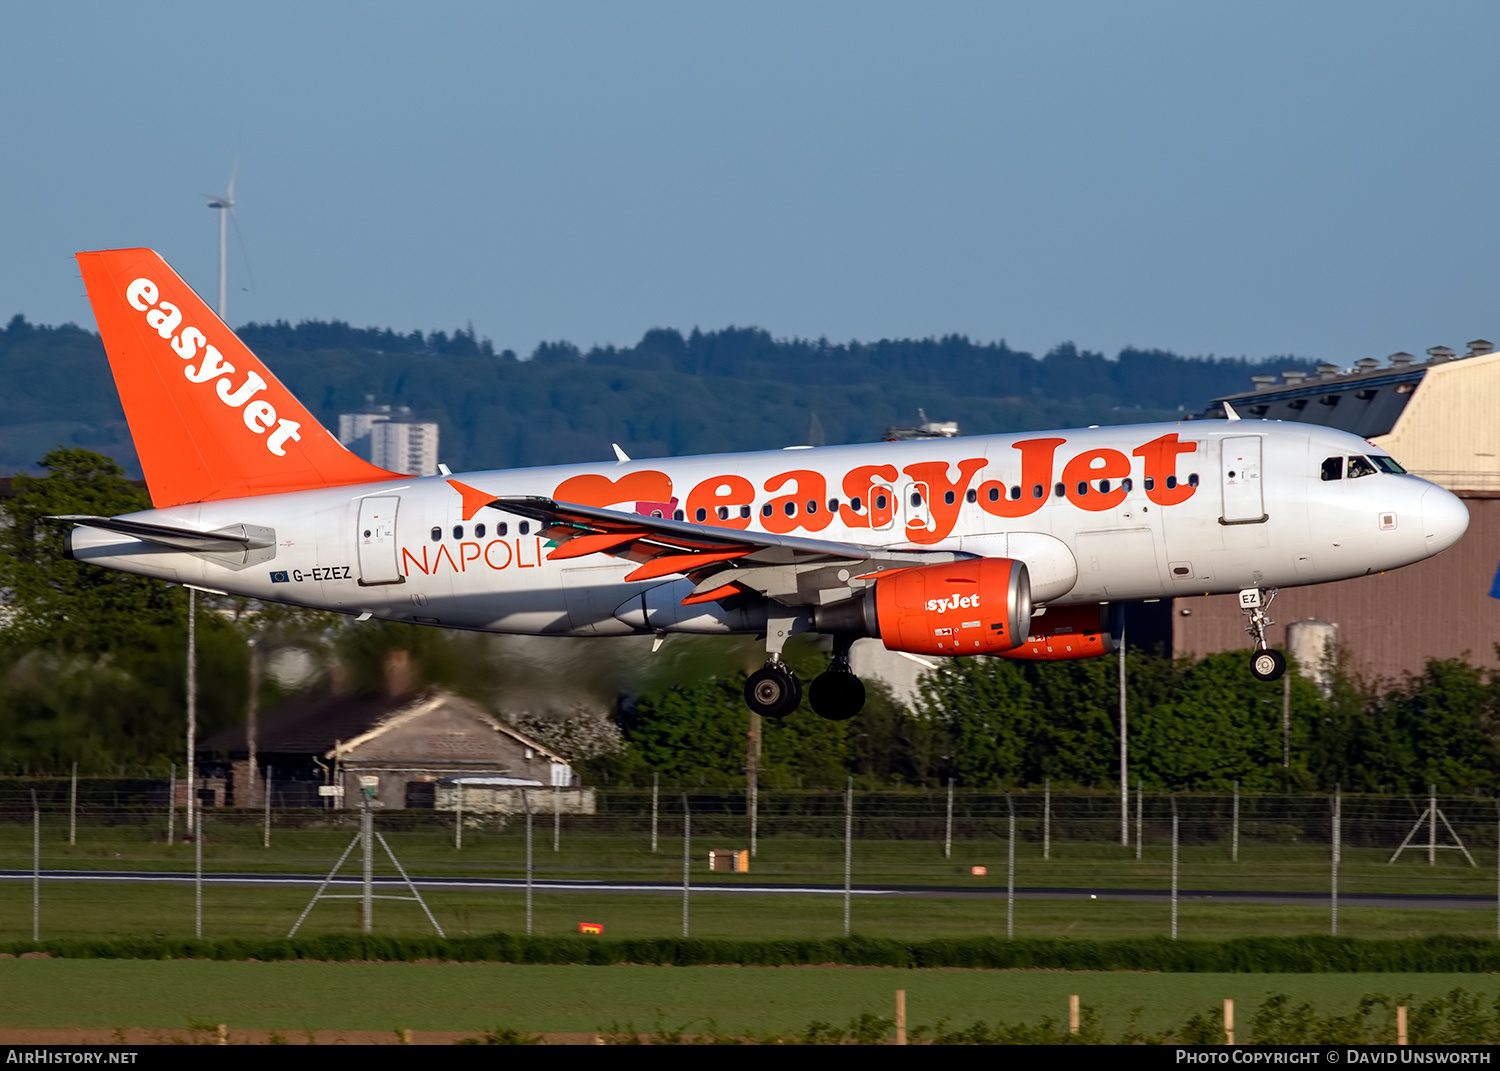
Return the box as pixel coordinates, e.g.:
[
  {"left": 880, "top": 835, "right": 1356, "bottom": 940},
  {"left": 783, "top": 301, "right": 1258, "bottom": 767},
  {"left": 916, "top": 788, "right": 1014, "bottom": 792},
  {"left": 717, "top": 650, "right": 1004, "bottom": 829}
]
[{"left": 0, "top": 869, "right": 1488, "bottom": 910}]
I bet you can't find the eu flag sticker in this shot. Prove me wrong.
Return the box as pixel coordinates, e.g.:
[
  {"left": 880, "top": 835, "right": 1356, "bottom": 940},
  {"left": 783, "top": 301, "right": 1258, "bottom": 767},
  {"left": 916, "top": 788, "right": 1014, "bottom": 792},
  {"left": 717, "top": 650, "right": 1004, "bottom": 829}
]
[{"left": 269, "top": 571, "right": 290, "bottom": 584}]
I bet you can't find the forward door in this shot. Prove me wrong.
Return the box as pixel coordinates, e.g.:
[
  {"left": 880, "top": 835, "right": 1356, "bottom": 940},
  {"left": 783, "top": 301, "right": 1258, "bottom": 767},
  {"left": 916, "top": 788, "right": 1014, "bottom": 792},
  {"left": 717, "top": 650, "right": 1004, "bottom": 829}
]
[{"left": 1220, "top": 436, "right": 1266, "bottom": 524}]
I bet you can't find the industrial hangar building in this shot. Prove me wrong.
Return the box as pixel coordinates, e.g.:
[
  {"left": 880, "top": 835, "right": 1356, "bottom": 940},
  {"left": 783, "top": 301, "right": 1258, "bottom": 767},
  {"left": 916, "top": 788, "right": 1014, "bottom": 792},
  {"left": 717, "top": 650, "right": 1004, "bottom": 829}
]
[{"left": 1169, "top": 342, "right": 1500, "bottom": 682}]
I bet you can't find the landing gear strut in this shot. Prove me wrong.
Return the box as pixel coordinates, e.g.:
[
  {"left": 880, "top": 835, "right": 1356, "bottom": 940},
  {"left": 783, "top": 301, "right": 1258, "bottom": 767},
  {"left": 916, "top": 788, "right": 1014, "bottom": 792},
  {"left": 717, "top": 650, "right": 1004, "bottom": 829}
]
[
  {"left": 809, "top": 635, "right": 866, "bottom": 721},
  {"left": 1240, "top": 587, "right": 1287, "bottom": 682},
  {"left": 745, "top": 615, "right": 804, "bottom": 718}
]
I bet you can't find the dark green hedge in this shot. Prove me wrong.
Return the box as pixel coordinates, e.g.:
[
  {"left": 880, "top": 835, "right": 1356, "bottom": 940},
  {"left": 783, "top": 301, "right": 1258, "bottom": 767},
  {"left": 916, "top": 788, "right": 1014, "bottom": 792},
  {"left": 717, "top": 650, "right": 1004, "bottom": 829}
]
[{"left": 10, "top": 933, "right": 1500, "bottom": 972}]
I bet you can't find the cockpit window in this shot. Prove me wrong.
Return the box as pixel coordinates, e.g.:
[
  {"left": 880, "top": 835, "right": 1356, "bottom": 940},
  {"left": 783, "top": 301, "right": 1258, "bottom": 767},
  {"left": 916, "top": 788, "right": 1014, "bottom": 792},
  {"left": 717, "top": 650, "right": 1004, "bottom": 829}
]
[
  {"left": 1369, "top": 455, "right": 1407, "bottom": 474},
  {"left": 1347, "top": 455, "right": 1377, "bottom": 479},
  {"left": 1320, "top": 456, "right": 1343, "bottom": 481}
]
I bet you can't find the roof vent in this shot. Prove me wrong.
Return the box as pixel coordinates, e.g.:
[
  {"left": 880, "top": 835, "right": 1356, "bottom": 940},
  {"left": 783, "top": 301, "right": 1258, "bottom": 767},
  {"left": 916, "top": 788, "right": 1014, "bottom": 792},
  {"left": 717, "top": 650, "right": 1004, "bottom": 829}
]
[
  {"left": 1466, "top": 339, "right": 1493, "bottom": 357},
  {"left": 1250, "top": 374, "right": 1278, "bottom": 391},
  {"left": 1426, "top": 345, "right": 1457, "bottom": 363},
  {"left": 1388, "top": 352, "right": 1416, "bottom": 368},
  {"left": 1282, "top": 370, "right": 1308, "bottom": 385},
  {"left": 1354, "top": 357, "right": 1380, "bottom": 373},
  {"left": 1316, "top": 362, "right": 1342, "bottom": 380}
]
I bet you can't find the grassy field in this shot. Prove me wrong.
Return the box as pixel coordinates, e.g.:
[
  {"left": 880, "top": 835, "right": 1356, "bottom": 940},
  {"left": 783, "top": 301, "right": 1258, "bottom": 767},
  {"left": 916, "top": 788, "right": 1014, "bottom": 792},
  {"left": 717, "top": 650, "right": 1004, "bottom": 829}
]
[
  {"left": 0, "top": 818, "right": 1494, "bottom": 898},
  {"left": 1, "top": 880, "right": 1497, "bottom": 945},
  {"left": 0, "top": 958, "right": 1494, "bottom": 1037}
]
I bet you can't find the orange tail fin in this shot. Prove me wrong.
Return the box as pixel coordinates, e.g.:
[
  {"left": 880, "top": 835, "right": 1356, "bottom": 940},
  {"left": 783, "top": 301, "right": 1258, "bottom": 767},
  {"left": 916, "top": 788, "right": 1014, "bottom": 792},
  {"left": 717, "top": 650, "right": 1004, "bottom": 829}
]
[{"left": 77, "top": 248, "right": 399, "bottom": 507}]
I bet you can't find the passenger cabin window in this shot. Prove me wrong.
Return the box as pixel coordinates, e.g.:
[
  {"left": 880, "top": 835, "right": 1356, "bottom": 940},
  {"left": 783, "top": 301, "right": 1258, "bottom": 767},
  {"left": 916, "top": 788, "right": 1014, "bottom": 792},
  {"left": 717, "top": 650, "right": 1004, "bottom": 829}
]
[
  {"left": 1121, "top": 478, "right": 1133, "bottom": 493},
  {"left": 910, "top": 492, "right": 923, "bottom": 507},
  {"left": 875, "top": 494, "right": 888, "bottom": 510},
  {"left": 1370, "top": 455, "right": 1407, "bottom": 474},
  {"left": 673, "top": 509, "right": 684, "bottom": 521},
  {"left": 430, "top": 527, "right": 442, "bottom": 542},
  {"left": 762, "top": 504, "right": 774, "bottom": 517},
  {"left": 696, "top": 508, "right": 708, "bottom": 522},
  {"left": 965, "top": 489, "right": 977, "bottom": 504},
  {"left": 944, "top": 490, "right": 956, "bottom": 505},
  {"left": 520, "top": 521, "right": 530, "bottom": 535},
  {"left": 475, "top": 523, "right": 486, "bottom": 539},
  {"left": 1321, "top": 456, "right": 1343, "bottom": 481},
  {"left": 452, "top": 525, "right": 464, "bottom": 540},
  {"left": 739, "top": 506, "right": 751, "bottom": 519},
  {"left": 1347, "top": 455, "right": 1377, "bottom": 479},
  {"left": 850, "top": 496, "right": 863, "bottom": 512},
  {"left": 498, "top": 522, "right": 508, "bottom": 536}
]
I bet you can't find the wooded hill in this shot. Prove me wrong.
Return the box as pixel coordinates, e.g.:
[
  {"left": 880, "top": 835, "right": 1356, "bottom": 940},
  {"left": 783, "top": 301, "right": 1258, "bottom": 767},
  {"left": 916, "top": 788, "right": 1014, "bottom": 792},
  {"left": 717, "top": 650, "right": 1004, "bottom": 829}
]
[{"left": 0, "top": 313, "right": 1313, "bottom": 478}]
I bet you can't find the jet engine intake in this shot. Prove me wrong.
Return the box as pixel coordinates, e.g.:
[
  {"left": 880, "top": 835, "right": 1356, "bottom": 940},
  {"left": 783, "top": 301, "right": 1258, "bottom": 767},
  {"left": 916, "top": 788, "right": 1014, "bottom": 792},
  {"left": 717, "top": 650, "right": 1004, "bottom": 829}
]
[
  {"left": 814, "top": 557, "right": 1031, "bottom": 656},
  {"left": 1002, "top": 602, "right": 1123, "bottom": 661}
]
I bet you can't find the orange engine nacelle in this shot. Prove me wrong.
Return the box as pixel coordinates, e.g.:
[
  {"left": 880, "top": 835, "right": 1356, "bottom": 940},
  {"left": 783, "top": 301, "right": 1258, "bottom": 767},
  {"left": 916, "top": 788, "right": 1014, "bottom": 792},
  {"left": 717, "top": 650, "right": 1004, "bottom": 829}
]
[
  {"left": 871, "top": 557, "right": 1032, "bottom": 656},
  {"left": 1001, "top": 603, "right": 1122, "bottom": 661}
]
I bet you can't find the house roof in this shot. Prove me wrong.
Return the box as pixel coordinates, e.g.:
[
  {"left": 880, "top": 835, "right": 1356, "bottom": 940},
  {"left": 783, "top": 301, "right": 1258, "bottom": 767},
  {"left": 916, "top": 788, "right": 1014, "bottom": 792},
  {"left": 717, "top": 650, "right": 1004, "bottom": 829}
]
[{"left": 198, "top": 687, "right": 568, "bottom": 764}]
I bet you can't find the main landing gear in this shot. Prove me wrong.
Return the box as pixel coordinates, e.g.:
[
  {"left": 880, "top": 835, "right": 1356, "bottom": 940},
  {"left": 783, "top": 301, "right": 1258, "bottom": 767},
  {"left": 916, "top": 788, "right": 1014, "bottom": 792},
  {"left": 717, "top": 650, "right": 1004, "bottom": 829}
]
[
  {"left": 808, "top": 635, "right": 866, "bottom": 722},
  {"left": 1240, "top": 587, "right": 1287, "bottom": 682},
  {"left": 743, "top": 621, "right": 867, "bottom": 721}
]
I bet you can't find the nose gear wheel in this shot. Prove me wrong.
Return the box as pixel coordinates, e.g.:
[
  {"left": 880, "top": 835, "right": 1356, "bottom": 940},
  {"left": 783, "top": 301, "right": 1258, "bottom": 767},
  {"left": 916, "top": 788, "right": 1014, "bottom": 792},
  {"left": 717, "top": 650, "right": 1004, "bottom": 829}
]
[{"left": 1240, "top": 587, "right": 1286, "bottom": 681}]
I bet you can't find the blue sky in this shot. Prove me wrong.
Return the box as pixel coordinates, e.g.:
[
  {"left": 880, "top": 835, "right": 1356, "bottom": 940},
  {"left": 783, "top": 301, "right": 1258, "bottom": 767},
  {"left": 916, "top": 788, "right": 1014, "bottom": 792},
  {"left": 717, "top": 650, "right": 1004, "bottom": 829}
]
[{"left": 3, "top": 1, "right": 1498, "bottom": 364}]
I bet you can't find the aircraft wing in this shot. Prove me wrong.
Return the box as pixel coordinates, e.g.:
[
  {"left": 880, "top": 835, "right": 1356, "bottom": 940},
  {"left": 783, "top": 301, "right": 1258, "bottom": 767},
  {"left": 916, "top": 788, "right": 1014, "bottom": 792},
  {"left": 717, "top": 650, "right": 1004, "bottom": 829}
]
[{"left": 495, "top": 495, "right": 969, "bottom": 607}]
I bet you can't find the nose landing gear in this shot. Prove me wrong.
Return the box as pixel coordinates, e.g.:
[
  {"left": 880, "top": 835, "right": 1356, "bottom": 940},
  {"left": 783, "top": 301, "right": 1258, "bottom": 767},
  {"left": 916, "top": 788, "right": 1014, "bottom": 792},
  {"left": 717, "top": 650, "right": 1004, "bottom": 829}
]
[
  {"left": 808, "top": 636, "right": 866, "bottom": 721},
  {"left": 1240, "top": 587, "right": 1287, "bottom": 682}
]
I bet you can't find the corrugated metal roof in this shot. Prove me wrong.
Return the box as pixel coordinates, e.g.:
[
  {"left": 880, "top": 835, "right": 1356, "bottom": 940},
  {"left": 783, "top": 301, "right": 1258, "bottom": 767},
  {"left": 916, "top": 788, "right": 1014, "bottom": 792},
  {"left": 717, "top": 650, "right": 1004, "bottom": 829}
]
[{"left": 1206, "top": 367, "right": 1426, "bottom": 437}]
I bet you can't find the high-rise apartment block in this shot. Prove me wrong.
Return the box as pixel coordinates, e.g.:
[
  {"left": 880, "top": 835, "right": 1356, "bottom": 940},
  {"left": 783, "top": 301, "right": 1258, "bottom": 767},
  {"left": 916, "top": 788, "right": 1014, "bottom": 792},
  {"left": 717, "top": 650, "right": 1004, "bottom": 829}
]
[{"left": 337, "top": 400, "right": 441, "bottom": 477}]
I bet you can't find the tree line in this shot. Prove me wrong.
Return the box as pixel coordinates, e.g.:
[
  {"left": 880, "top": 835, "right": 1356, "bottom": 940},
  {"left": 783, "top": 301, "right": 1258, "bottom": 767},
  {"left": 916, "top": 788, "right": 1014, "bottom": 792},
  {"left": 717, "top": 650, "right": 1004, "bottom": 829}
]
[{"left": 0, "top": 312, "right": 1313, "bottom": 478}]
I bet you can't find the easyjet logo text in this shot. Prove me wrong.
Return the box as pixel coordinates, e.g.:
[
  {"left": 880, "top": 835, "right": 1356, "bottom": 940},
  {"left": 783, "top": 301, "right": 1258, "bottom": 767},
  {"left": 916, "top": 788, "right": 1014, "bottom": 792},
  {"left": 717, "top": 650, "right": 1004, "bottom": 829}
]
[
  {"left": 126, "top": 278, "right": 303, "bottom": 457},
  {"left": 927, "top": 593, "right": 979, "bottom": 613}
]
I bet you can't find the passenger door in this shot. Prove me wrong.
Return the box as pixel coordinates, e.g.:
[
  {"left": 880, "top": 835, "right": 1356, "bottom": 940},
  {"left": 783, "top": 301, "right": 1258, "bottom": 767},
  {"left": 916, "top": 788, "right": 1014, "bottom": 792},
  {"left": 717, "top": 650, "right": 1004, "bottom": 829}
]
[
  {"left": 356, "top": 496, "right": 403, "bottom": 585},
  {"left": 1220, "top": 436, "right": 1266, "bottom": 524}
]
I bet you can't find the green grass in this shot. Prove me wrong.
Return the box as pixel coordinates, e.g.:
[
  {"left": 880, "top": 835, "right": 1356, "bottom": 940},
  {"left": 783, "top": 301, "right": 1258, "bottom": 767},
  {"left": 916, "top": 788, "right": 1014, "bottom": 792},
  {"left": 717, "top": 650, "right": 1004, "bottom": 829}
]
[
  {"left": 0, "top": 959, "right": 1494, "bottom": 1036},
  {"left": 1, "top": 880, "right": 1497, "bottom": 945},
  {"left": 1, "top": 818, "right": 1494, "bottom": 899}
]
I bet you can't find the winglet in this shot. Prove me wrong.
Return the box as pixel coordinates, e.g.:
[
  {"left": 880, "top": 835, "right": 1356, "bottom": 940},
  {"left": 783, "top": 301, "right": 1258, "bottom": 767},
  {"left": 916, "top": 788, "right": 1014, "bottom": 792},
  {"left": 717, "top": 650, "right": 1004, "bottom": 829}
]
[
  {"left": 612, "top": 443, "right": 631, "bottom": 463},
  {"left": 1223, "top": 401, "right": 1242, "bottom": 422},
  {"left": 447, "top": 479, "right": 497, "bottom": 521}
]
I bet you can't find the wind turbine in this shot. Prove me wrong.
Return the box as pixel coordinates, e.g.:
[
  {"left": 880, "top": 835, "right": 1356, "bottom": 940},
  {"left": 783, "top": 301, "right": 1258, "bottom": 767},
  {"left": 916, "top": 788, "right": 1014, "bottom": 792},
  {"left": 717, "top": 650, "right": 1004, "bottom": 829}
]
[{"left": 204, "top": 165, "right": 239, "bottom": 321}]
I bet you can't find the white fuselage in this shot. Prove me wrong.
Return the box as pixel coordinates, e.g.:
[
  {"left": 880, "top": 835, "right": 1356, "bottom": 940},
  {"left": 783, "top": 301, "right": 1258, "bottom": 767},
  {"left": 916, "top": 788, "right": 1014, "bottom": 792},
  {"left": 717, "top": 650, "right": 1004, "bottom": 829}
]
[{"left": 68, "top": 420, "right": 1468, "bottom": 637}]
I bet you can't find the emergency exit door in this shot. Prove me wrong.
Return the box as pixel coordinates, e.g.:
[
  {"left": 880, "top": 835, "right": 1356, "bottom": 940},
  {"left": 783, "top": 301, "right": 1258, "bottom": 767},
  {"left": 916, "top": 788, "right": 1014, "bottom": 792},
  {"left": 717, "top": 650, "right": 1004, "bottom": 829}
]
[
  {"left": 357, "top": 496, "right": 403, "bottom": 585},
  {"left": 1220, "top": 436, "right": 1265, "bottom": 524}
]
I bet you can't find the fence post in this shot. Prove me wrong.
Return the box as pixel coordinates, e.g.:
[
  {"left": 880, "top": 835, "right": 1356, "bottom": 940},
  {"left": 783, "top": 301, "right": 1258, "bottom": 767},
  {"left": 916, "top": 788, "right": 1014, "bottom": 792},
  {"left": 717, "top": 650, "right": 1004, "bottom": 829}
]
[
  {"left": 1224, "top": 998, "right": 1235, "bottom": 1045},
  {"left": 69, "top": 762, "right": 77, "bottom": 847},
  {"left": 1119, "top": 624, "right": 1128, "bottom": 846},
  {"left": 1170, "top": 794, "right": 1178, "bottom": 941},
  {"left": 651, "top": 773, "right": 659, "bottom": 854},
  {"left": 944, "top": 777, "right": 954, "bottom": 859},
  {"left": 455, "top": 782, "right": 463, "bottom": 850},
  {"left": 195, "top": 808, "right": 204, "bottom": 939},
  {"left": 167, "top": 762, "right": 176, "bottom": 845},
  {"left": 844, "top": 776, "right": 854, "bottom": 937},
  {"left": 525, "top": 790, "right": 534, "bottom": 936},
  {"left": 1068, "top": 993, "right": 1080, "bottom": 1035},
  {"left": 1495, "top": 800, "right": 1499, "bottom": 941},
  {"left": 31, "top": 789, "right": 40, "bottom": 944},
  {"left": 1397, "top": 1004, "right": 1408, "bottom": 1046},
  {"left": 1231, "top": 781, "right": 1239, "bottom": 863},
  {"left": 1332, "top": 783, "right": 1341, "bottom": 936},
  {"left": 1429, "top": 783, "right": 1437, "bottom": 866},
  {"left": 553, "top": 783, "right": 560, "bottom": 853},
  {"left": 1043, "top": 778, "right": 1051, "bottom": 861},
  {"left": 1006, "top": 794, "right": 1015, "bottom": 939},
  {"left": 681, "top": 793, "right": 691, "bottom": 938},
  {"left": 263, "top": 766, "right": 272, "bottom": 849},
  {"left": 895, "top": 989, "right": 906, "bottom": 1046},
  {"left": 1135, "top": 779, "right": 1143, "bottom": 860},
  {"left": 361, "top": 803, "right": 373, "bottom": 935}
]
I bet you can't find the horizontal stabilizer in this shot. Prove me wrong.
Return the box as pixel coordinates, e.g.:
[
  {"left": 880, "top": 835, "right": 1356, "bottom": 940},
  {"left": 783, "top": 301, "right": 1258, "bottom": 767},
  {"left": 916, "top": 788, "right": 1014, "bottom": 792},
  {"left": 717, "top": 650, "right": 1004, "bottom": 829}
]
[{"left": 51, "top": 515, "right": 274, "bottom": 553}]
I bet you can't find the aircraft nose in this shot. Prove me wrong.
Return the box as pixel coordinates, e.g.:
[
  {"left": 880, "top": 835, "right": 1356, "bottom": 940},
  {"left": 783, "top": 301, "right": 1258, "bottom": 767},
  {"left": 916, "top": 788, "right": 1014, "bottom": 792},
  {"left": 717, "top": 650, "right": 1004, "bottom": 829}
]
[{"left": 1421, "top": 484, "right": 1469, "bottom": 554}]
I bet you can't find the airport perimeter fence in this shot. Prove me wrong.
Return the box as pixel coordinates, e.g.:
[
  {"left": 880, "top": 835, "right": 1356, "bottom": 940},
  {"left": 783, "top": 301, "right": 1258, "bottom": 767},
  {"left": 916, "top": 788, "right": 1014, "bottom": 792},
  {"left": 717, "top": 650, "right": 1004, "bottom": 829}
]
[
  {"left": 0, "top": 776, "right": 1496, "bottom": 854},
  {"left": 4, "top": 777, "right": 1500, "bottom": 945}
]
